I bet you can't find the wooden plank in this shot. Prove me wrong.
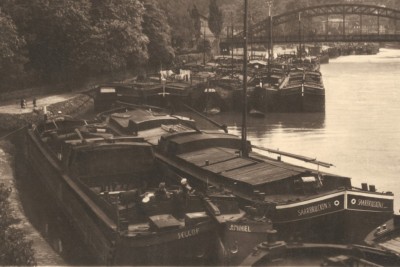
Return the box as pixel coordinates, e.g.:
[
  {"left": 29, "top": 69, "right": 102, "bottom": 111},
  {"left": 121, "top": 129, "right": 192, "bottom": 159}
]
[
  {"left": 192, "top": 153, "right": 237, "bottom": 167},
  {"left": 238, "top": 166, "right": 296, "bottom": 184},
  {"left": 178, "top": 147, "right": 238, "bottom": 167},
  {"left": 231, "top": 166, "right": 282, "bottom": 182},
  {"left": 224, "top": 162, "right": 273, "bottom": 178},
  {"left": 244, "top": 169, "right": 299, "bottom": 185},
  {"left": 203, "top": 157, "right": 256, "bottom": 173},
  {"left": 384, "top": 239, "right": 400, "bottom": 249},
  {"left": 379, "top": 242, "right": 400, "bottom": 253},
  {"left": 223, "top": 161, "right": 301, "bottom": 185},
  {"left": 178, "top": 147, "right": 219, "bottom": 160},
  {"left": 179, "top": 148, "right": 224, "bottom": 164}
]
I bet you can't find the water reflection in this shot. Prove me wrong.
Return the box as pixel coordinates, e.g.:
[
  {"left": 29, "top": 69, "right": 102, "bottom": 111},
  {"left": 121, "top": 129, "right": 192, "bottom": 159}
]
[{"left": 185, "top": 111, "right": 325, "bottom": 136}]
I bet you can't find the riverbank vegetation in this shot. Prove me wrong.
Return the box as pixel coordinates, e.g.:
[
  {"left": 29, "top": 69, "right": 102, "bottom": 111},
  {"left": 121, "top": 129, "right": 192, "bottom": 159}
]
[
  {"left": 0, "top": 182, "right": 36, "bottom": 265},
  {"left": 0, "top": 0, "right": 174, "bottom": 93}
]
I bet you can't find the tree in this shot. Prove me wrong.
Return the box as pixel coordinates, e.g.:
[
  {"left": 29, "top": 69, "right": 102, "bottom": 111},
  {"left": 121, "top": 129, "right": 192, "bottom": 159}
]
[
  {"left": 0, "top": 183, "right": 36, "bottom": 265},
  {"left": 2, "top": 0, "right": 150, "bottom": 85},
  {"left": 2, "top": 0, "right": 93, "bottom": 85},
  {"left": 208, "top": 0, "right": 223, "bottom": 53},
  {"left": 142, "top": 0, "right": 175, "bottom": 69},
  {"left": 190, "top": 5, "right": 201, "bottom": 44},
  {"left": 157, "top": 0, "right": 211, "bottom": 49},
  {"left": 85, "top": 0, "right": 149, "bottom": 75},
  {"left": 0, "top": 9, "right": 27, "bottom": 91}
]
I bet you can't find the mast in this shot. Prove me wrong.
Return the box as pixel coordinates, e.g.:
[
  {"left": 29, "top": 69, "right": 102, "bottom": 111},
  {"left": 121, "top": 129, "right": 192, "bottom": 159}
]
[
  {"left": 267, "top": 1, "right": 273, "bottom": 79},
  {"left": 241, "top": 0, "right": 249, "bottom": 157},
  {"left": 203, "top": 25, "right": 206, "bottom": 65},
  {"left": 231, "top": 12, "right": 234, "bottom": 78},
  {"left": 298, "top": 12, "right": 302, "bottom": 57}
]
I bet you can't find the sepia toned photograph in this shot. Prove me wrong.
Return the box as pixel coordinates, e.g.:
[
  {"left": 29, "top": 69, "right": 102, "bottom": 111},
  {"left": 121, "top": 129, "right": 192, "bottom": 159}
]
[{"left": 0, "top": 0, "right": 399, "bottom": 266}]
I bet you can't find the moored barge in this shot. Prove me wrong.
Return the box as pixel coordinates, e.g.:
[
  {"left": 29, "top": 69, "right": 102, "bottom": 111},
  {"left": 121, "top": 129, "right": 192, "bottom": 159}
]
[
  {"left": 25, "top": 116, "right": 217, "bottom": 265},
  {"left": 155, "top": 130, "right": 393, "bottom": 244},
  {"left": 95, "top": 106, "right": 282, "bottom": 263}
]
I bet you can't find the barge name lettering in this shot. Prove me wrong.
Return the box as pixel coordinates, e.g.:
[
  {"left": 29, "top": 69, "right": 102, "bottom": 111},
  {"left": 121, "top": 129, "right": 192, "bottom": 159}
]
[
  {"left": 178, "top": 228, "right": 200, "bottom": 239},
  {"left": 298, "top": 202, "right": 332, "bottom": 216},
  {"left": 228, "top": 224, "right": 251, "bottom": 232}
]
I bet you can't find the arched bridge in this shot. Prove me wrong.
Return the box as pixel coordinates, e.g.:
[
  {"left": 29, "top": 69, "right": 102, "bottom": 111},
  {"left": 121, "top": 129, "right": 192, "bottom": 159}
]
[{"left": 221, "top": 3, "right": 400, "bottom": 46}]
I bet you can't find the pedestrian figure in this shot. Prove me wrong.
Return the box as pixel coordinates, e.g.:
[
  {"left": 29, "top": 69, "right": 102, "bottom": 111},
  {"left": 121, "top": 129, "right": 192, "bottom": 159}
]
[
  {"left": 33, "top": 97, "right": 37, "bottom": 108},
  {"left": 155, "top": 182, "right": 169, "bottom": 200},
  {"left": 20, "top": 98, "right": 24, "bottom": 109},
  {"left": 23, "top": 99, "right": 27, "bottom": 108},
  {"left": 180, "top": 178, "right": 194, "bottom": 194}
]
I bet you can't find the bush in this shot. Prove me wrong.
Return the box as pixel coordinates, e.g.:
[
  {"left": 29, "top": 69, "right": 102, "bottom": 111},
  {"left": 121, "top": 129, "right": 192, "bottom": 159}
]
[{"left": 0, "top": 183, "right": 36, "bottom": 266}]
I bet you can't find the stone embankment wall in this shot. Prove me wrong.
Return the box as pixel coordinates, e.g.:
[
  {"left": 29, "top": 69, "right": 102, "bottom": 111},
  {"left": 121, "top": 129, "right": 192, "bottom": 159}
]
[{"left": 0, "top": 94, "right": 93, "bottom": 131}]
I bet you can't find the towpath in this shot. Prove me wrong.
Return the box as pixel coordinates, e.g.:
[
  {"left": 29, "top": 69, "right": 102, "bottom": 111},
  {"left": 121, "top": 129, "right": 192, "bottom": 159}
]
[{"left": 0, "top": 93, "right": 77, "bottom": 114}]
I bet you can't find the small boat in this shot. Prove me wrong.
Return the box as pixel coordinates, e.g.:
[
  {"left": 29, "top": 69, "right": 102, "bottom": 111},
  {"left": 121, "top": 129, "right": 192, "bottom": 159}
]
[
  {"left": 202, "top": 88, "right": 222, "bottom": 115},
  {"left": 192, "top": 87, "right": 222, "bottom": 115},
  {"left": 249, "top": 108, "right": 265, "bottom": 118},
  {"left": 241, "top": 231, "right": 400, "bottom": 266},
  {"left": 204, "top": 107, "right": 221, "bottom": 115},
  {"left": 364, "top": 214, "right": 400, "bottom": 258},
  {"left": 25, "top": 116, "right": 217, "bottom": 265}
]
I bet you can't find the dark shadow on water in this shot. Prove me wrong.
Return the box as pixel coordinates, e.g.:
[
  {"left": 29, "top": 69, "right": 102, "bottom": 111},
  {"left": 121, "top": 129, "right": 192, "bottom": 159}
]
[{"left": 180, "top": 111, "right": 325, "bottom": 136}]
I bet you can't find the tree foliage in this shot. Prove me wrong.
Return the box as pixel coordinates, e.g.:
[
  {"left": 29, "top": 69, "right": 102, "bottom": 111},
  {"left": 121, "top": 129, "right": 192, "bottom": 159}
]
[
  {"left": 0, "top": 0, "right": 152, "bottom": 90},
  {"left": 142, "top": 0, "right": 174, "bottom": 69},
  {"left": 190, "top": 5, "right": 202, "bottom": 43},
  {"left": 157, "top": 0, "right": 197, "bottom": 49},
  {"left": 0, "top": 9, "right": 27, "bottom": 90},
  {"left": 208, "top": 0, "right": 223, "bottom": 38},
  {"left": 86, "top": 0, "right": 148, "bottom": 75},
  {"left": 0, "top": 183, "right": 36, "bottom": 266}
]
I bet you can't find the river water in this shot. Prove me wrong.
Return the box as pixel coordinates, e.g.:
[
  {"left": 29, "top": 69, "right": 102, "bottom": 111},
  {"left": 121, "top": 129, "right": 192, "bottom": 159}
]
[{"left": 204, "top": 48, "right": 400, "bottom": 212}]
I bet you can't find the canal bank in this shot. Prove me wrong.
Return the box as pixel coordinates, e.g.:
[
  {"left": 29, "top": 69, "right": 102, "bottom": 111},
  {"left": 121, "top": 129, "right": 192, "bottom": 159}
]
[
  {"left": 0, "top": 92, "right": 93, "bottom": 131},
  {"left": 0, "top": 140, "right": 65, "bottom": 265},
  {"left": 0, "top": 92, "right": 95, "bottom": 265}
]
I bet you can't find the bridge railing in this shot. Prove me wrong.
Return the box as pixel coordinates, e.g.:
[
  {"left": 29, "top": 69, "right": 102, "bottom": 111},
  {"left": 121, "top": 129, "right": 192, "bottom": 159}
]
[{"left": 221, "top": 34, "right": 400, "bottom": 45}]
